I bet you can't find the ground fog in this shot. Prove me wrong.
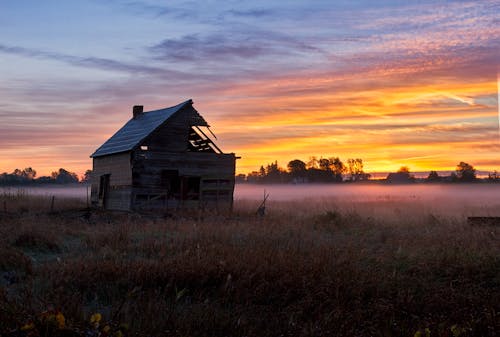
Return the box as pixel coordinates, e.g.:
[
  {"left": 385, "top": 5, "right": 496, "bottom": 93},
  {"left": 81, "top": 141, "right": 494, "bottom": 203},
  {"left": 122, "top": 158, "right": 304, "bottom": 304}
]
[
  {"left": 236, "top": 183, "right": 500, "bottom": 220},
  {"left": 1, "top": 183, "right": 499, "bottom": 220}
]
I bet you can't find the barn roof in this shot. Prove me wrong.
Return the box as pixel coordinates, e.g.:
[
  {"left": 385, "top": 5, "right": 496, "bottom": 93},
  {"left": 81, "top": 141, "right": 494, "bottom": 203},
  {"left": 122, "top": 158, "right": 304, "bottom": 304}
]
[{"left": 91, "top": 99, "right": 199, "bottom": 158}]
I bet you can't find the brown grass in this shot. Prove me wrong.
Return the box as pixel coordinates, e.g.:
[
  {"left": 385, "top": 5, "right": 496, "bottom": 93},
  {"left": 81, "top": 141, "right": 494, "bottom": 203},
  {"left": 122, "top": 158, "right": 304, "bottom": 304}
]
[{"left": 0, "top": 195, "right": 499, "bottom": 336}]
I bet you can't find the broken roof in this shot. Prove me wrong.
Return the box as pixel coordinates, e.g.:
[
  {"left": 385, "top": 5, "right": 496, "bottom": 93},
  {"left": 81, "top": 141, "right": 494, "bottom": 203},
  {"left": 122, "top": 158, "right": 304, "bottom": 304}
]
[{"left": 91, "top": 99, "right": 203, "bottom": 158}]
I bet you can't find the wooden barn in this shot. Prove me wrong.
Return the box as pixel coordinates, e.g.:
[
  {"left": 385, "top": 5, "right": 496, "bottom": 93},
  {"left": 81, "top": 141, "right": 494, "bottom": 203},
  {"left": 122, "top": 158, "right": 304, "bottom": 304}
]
[{"left": 90, "top": 99, "right": 237, "bottom": 212}]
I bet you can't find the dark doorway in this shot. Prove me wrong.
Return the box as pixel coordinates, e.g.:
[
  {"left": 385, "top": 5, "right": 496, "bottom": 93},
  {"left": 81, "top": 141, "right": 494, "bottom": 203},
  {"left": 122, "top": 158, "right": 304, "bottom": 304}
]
[
  {"left": 98, "top": 174, "right": 110, "bottom": 208},
  {"left": 181, "top": 176, "right": 201, "bottom": 200},
  {"left": 161, "top": 170, "right": 181, "bottom": 199},
  {"left": 161, "top": 170, "right": 200, "bottom": 201}
]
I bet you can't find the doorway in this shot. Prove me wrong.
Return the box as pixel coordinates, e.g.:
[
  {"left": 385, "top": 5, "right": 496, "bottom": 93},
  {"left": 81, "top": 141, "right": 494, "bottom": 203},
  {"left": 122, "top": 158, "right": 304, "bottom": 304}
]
[{"left": 98, "top": 174, "right": 110, "bottom": 208}]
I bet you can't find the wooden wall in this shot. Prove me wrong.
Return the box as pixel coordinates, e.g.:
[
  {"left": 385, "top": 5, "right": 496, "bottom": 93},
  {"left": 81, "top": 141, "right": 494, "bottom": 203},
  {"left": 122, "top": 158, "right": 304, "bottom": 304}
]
[
  {"left": 139, "top": 105, "right": 207, "bottom": 153},
  {"left": 91, "top": 152, "right": 132, "bottom": 211},
  {"left": 131, "top": 151, "right": 236, "bottom": 211}
]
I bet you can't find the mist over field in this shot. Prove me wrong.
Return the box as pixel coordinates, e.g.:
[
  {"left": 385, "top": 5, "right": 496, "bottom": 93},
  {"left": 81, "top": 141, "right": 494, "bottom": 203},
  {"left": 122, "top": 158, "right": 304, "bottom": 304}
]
[
  {"left": 2, "top": 183, "right": 499, "bottom": 219},
  {"left": 0, "top": 185, "right": 89, "bottom": 199},
  {"left": 236, "top": 183, "right": 500, "bottom": 219},
  {"left": 235, "top": 183, "right": 500, "bottom": 202}
]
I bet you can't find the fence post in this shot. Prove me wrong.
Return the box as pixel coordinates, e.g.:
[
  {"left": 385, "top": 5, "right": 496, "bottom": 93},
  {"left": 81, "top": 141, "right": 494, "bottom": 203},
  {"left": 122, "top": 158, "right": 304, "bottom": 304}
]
[{"left": 50, "top": 196, "right": 55, "bottom": 213}]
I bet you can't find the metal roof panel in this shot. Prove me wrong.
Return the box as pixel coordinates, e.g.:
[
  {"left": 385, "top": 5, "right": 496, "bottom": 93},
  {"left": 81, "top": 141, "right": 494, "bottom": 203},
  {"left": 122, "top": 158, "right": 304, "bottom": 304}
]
[{"left": 91, "top": 99, "right": 192, "bottom": 158}]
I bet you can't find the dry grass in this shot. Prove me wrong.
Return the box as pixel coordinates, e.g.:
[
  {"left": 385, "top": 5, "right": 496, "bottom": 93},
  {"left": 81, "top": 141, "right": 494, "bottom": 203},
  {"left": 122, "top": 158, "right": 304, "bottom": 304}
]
[
  {"left": 0, "top": 190, "right": 86, "bottom": 213},
  {"left": 0, "top": 195, "right": 499, "bottom": 336}
]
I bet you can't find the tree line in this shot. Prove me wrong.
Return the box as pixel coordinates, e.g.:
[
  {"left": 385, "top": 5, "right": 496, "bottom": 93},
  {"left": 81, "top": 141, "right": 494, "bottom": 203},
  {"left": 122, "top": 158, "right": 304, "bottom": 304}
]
[
  {"left": 1, "top": 160, "right": 498, "bottom": 186},
  {"left": 240, "top": 157, "right": 371, "bottom": 183},
  {"left": 385, "top": 162, "right": 491, "bottom": 183},
  {"left": 0, "top": 167, "right": 91, "bottom": 185},
  {"left": 238, "top": 158, "right": 499, "bottom": 184}
]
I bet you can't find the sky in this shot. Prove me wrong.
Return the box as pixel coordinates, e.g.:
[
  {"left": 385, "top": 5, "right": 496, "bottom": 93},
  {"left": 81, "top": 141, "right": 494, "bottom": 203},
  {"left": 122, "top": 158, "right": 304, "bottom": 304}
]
[{"left": 0, "top": 0, "right": 499, "bottom": 177}]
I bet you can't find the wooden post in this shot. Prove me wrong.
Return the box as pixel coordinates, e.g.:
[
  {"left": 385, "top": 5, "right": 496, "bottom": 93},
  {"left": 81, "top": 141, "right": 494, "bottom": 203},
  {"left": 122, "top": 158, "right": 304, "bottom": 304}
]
[
  {"left": 256, "top": 190, "right": 269, "bottom": 217},
  {"left": 50, "top": 196, "right": 55, "bottom": 213},
  {"left": 86, "top": 185, "right": 90, "bottom": 208}
]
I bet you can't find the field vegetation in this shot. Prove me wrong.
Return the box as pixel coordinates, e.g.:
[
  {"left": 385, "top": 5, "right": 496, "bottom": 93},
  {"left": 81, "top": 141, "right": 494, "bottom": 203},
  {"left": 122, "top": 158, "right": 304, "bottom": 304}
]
[{"left": 0, "top": 191, "right": 499, "bottom": 336}]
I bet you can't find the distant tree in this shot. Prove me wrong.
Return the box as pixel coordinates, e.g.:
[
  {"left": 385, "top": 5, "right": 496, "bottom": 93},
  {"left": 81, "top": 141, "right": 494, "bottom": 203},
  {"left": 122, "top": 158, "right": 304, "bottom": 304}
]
[
  {"left": 287, "top": 159, "right": 307, "bottom": 175},
  {"left": 259, "top": 165, "right": 266, "bottom": 178},
  {"left": 246, "top": 171, "right": 260, "bottom": 183},
  {"left": 235, "top": 174, "right": 246, "bottom": 183},
  {"left": 264, "top": 161, "right": 287, "bottom": 183},
  {"left": 11, "top": 169, "right": 26, "bottom": 184},
  {"left": 318, "top": 158, "right": 331, "bottom": 171},
  {"left": 21, "top": 167, "right": 37, "bottom": 180},
  {"left": 265, "top": 161, "right": 278, "bottom": 176},
  {"left": 347, "top": 158, "right": 368, "bottom": 181},
  {"left": 82, "top": 169, "right": 92, "bottom": 183},
  {"left": 488, "top": 171, "right": 499, "bottom": 182},
  {"left": 248, "top": 156, "right": 374, "bottom": 184},
  {"left": 12, "top": 168, "right": 23, "bottom": 177},
  {"left": 455, "top": 162, "right": 476, "bottom": 182},
  {"left": 426, "top": 170, "right": 441, "bottom": 182},
  {"left": 306, "top": 156, "right": 319, "bottom": 169},
  {"left": 51, "top": 168, "right": 79, "bottom": 184},
  {"left": 287, "top": 159, "right": 307, "bottom": 183},
  {"left": 36, "top": 176, "right": 54, "bottom": 184},
  {"left": 0, "top": 167, "right": 37, "bottom": 185},
  {"left": 330, "top": 157, "right": 346, "bottom": 182},
  {"left": 303, "top": 167, "right": 323, "bottom": 182}
]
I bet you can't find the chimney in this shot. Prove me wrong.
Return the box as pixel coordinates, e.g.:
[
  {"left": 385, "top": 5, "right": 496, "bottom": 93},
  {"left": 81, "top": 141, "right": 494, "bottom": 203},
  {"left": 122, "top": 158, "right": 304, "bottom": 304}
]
[{"left": 133, "top": 105, "right": 143, "bottom": 119}]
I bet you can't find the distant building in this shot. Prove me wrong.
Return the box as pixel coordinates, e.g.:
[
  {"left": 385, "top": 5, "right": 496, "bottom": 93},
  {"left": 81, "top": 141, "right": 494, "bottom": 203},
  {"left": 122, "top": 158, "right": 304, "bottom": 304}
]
[{"left": 90, "top": 99, "right": 237, "bottom": 212}]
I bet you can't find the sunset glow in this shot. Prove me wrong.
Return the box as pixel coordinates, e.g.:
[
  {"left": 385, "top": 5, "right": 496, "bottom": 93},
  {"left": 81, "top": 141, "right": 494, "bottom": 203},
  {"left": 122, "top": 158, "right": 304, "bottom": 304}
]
[{"left": 0, "top": 1, "right": 498, "bottom": 177}]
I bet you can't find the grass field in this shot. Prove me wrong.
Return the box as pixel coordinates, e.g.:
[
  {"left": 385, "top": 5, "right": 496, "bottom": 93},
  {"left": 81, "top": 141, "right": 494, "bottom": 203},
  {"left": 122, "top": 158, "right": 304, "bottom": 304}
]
[{"left": 0, "top": 189, "right": 499, "bottom": 336}]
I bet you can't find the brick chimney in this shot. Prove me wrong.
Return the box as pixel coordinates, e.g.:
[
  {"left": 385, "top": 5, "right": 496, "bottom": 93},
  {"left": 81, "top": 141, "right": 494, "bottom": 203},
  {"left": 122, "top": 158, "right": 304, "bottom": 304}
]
[{"left": 133, "top": 105, "right": 143, "bottom": 119}]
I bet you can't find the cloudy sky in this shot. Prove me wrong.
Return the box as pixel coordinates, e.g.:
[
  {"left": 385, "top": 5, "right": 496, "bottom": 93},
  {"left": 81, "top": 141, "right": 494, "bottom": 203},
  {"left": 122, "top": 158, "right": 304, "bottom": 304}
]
[{"left": 0, "top": 0, "right": 499, "bottom": 177}]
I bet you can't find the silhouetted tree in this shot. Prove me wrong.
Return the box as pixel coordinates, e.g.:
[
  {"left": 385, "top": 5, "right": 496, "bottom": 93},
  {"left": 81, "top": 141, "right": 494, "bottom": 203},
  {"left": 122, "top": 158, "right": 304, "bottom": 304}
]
[
  {"left": 259, "top": 166, "right": 266, "bottom": 178},
  {"left": 426, "top": 170, "right": 441, "bottom": 182},
  {"left": 455, "top": 162, "right": 476, "bottom": 182},
  {"left": 246, "top": 171, "right": 260, "bottom": 183},
  {"left": 488, "top": 171, "right": 499, "bottom": 182},
  {"left": 82, "top": 169, "right": 92, "bottom": 183},
  {"left": 51, "top": 168, "right": 79, "bottom": 184},
  {"left": 306, "top": 156, "right": 319, "bottom": 169},
  {"left": 36, "top": 176, "right": 55, "bottom": 184},
  {"left": 248, "top": 156, "right": 376, "bottom": 184},
  {"left": 263, "top": 161, "right": 287, "bottom": 183},
  {"left": 318, "top": 158, "right": 331, "bottom": 171},
  {"left": 287, "top": 159, "right": 307, "bottom": 175},
  {"left": 287, "top": 159, "right": 307, "bottom": 182},
  {"left": 21, "top": 167, "right": 37, "bottom": 180},
  {"left": 347, "top": 158, "right": 369, "bottom": 181},
  {"left": 330, "top": 157, "right": 346, "bottom": 182},
  {"left": 0, "top": 167, "right": 37, "bottom": 185}
]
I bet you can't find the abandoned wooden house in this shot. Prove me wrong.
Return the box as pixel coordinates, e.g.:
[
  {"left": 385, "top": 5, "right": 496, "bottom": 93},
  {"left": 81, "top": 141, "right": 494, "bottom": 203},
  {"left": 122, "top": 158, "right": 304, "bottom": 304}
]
[{"left": 90, "top": 99, "right": 237, "bottom": 211}]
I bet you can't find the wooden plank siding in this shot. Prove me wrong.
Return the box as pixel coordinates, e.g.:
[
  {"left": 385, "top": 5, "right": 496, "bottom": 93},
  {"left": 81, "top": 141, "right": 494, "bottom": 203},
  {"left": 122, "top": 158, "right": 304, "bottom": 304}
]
[
  {"left": 138, "top": 105, "right": 207, "bottom": 154},
  {"left": 131, "top": 151, "right": 236, "bottom": 211},
  {"left": 91, "top": 152, "right": 132, "bottom": 211}
]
